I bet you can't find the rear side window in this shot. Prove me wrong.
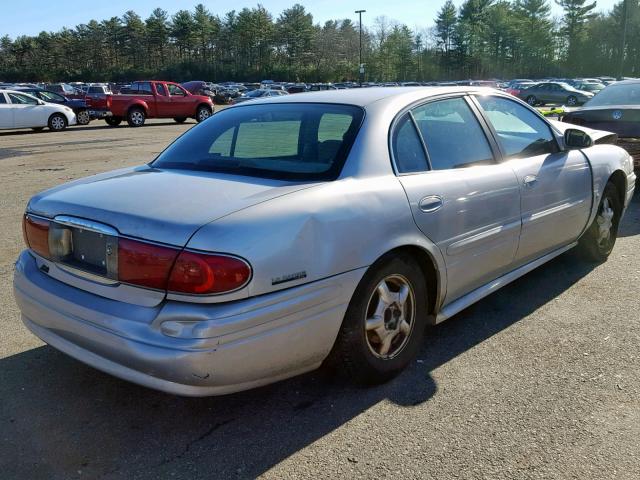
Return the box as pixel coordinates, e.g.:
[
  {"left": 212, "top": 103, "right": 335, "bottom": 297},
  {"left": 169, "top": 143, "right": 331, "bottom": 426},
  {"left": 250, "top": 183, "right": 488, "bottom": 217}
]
[
  {"left": 392, "top": 114, "right": 429, "bottom": 173},
  {"left": 153, "top": 103, "right": 364, "bottom": 181},
  {"left": 412, "top": 97, "right": 494, "bottom": 170},
  {"left": 132, "top": 82, "right": 153, "bottom": 94},
  {"left": 475, "top": 96, "right": 559, "bottom": 158},
  {"left": 0, "top": 93, "right": 6, "bottom": 104}
]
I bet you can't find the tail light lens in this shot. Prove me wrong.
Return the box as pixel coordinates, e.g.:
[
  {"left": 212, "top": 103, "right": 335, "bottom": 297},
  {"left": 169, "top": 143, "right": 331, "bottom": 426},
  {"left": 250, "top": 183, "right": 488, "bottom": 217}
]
[
  {"left": 23, "top": 215, "right": 51, "bottom": 258},
  {"left": 22, "top": 218, "right": 251, "bottom": 296},
  {"left": 118, "top": 238, "right": 180, "bottom": 290},
  {"left": 168, "top": 251, "right": 251, "bottom": 294}
]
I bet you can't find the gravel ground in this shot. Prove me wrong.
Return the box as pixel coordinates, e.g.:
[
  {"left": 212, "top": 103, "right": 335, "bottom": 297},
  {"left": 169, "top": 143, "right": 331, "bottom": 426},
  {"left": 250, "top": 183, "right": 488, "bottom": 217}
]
[{"left": 0, "top": 119, "right": 638, "bottom": 480}]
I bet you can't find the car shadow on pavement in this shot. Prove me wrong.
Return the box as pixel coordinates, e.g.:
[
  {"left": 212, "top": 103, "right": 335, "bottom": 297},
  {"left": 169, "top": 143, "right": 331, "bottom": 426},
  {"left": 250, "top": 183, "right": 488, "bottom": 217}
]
[
  {"left": 0, "top": 250, "right": 597, "bottom": 480},
  {"left": 0, "top": 122, "right": 192, "bottom": 137}
]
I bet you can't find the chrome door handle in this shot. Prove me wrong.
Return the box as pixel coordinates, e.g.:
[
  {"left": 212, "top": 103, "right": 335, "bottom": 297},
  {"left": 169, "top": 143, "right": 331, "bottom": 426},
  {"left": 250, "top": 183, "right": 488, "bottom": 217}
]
[
  {"left": 419, "top": 195, "right": 443, "bottom": 213},
  {"left": 523, "top": 175, "right": 538, "bottom": 187}
]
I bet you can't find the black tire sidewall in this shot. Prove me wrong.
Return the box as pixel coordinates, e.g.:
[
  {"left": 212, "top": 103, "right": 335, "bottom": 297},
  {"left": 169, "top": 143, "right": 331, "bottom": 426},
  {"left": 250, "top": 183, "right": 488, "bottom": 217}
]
[
  {"left": 196, "top": 106, "right": 212, "bottom": 123},
  {"left": 48, "top": 113, "right": 67, "bottom": 131},
  {"left": 127, "top": 108, "right": 145, "bottom": 127},
  {"left": 579, "top": 182, "right": 622, "bottom": 261},
  {"left": 331, "top": 254, "right": 428, "bottom": 384}
]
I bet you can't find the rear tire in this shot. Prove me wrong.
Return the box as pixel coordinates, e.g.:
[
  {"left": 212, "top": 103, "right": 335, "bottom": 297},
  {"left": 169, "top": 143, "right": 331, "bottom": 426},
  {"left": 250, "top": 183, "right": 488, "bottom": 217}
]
[
  {"left": 525, "top": 95, "right": 537, "bottom": 106},
  {"left": 174, "top": 117, "right": 187, "bottom": 123},
  {"left": 76, "top": 110, "right": 90, "bottom": 125},
  {"left": 48, "top": 113, "right": 67, "bottom": 132},
  {"left": 327, "top": 253, "right": 428, "bottom": 385},
  {"left": 567, "top": 95, "right": 578, "bottom": 106},
  {"left": 105, "top": 117, "right": 122, "bottom": 127},
  {"left": 127, "top": 108, "right": 146, "bottom": 127},
  {"left": 196, "top": 105, "right": 212, "bottom": 123},
  {"left": 578, "top": 182, "right": 622, "bottom": 262}
]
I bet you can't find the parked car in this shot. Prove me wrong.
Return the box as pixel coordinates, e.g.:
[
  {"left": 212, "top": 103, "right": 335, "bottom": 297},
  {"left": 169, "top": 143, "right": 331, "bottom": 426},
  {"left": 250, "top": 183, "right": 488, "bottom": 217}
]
[
  {"left": 181, "top": 80, "right": 215, "bottom": 98},
  {"left": 105, "top": 80, "right": 214, "bottom": 127},
  {"left": 13, "top": 87, "right": 91, "bottom": 125},
  {"left": 571, "top": 81, "right": 605, "bottom": 95},
  {"left": 505, "top": 81, "right": 537, "bottom": 97},
  {"left": 518, "top": 82, "right": 594, "bottom": 106},
  {"left": 0, "top": 89, "right": 76, "bottom": 131},
  {"left": 46, "top": 83, "right": 82, "bottom": 98},
  {"left": 14, "top": 87, "right": 635, "bottom": 396},
  {"left": 231, "top": 88, "right": 288, "bottom": 104},
  {"left": 563, "top": 79, "right": 640, "bottom": 170},
  {"left": 82, "top": 84, "right": 113, "bottom": 120}
]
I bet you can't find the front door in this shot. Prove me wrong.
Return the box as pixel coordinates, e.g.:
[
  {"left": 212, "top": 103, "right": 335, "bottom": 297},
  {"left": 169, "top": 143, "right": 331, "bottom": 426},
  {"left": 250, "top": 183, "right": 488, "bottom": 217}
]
[
  {"left": 393, "top": 96, "right": 522, "bottom": 303},
  {"left": 473, "top": 95, "right": 592, "bottom": 265},
  {"left": 7, "top": 92, "right": 43, "bottom": 128},
  {"left": 168, "top": 83, "right": 194, "bottom": 117}
]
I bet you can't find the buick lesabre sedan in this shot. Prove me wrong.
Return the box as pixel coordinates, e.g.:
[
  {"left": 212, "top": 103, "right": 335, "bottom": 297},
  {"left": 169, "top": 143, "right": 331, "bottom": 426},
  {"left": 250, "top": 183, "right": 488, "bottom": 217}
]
[{"left": 14, "top": 88, "right": 636, "bottom": 396}]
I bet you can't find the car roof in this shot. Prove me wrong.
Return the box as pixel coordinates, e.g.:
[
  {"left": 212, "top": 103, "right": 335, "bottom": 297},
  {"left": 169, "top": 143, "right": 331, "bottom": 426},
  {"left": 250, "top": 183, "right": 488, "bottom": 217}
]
[{"left": 238, "top": 86, "right": 493, "bottom": 108}]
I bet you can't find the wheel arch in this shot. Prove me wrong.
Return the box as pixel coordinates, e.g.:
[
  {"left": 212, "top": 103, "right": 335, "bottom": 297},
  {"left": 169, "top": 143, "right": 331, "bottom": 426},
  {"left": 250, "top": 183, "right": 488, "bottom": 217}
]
[
  {"left": 373, "top": 244, "right": 443, "bottom": 324},
  {"left": 196, "top": 102, "right": 213, "bottom": 114},
  {"left": 127, "top": 102, "right": 147, "bottom": 116},
  {"left": 608, "top": 169, "right": 627, "bottom": 207}
]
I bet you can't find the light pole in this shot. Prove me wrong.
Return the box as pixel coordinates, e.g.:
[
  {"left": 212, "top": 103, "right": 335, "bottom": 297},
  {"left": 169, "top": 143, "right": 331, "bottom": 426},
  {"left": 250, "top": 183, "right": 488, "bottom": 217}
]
[{"left": 355, "top": 9, "right": 366, "bottom": 86}]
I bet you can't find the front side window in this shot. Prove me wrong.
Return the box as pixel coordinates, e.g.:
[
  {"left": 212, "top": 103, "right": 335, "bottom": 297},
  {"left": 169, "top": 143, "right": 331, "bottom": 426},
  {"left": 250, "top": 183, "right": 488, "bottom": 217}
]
[
  {"left": 153, "top": 103, "right": 364, "bottom": 181},
  {"left": 168, "top": 84, "right": 187, "bottom": 96},
  {"left": 475, "top": 96, "right": 559, "bottom": 158},
  {"left": 8, "top": 93, "right": 38, "bottom": 105},
  {"left": 412, "top": 97, "right": 494, "bottom": 170},
  {"left": 156, "top": 84, "right": 167, "bottom": 96}
]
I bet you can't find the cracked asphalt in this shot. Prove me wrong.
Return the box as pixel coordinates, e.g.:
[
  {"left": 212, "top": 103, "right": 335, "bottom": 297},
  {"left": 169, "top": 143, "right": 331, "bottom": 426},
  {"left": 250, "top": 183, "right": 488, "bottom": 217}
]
[{"left": 0, "top": 119, "right": 639, "bottom": 479}]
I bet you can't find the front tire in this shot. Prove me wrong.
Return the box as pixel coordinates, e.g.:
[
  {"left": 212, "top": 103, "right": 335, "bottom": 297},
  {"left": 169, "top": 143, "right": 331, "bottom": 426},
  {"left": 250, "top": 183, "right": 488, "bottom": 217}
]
[
  {"left": 127, "top": 108, "right": 146, "bottom": 127},
  {"left": 196, "top": 105, "right": 212, "bottom": 123},
  {"left": 578, "top": 182, "right": 622, "bottom": 262},
  {"left": 48, "top": 113, "right": 68, "bottom": 132},
  {"left": 567, "top": 95, "right": 578, "bottom": 106},
  {"left": 76, "top": 110, "right": 90, "bottom": 125},
  {"left": 328, "top": 253, "right": 428, "bottom": 385},
  {"left": 525, "top": 95, "right": 537, "bottom": 106}
]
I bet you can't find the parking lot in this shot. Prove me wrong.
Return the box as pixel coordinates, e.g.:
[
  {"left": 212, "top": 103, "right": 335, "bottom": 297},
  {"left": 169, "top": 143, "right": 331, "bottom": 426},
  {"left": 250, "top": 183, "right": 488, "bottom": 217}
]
[{"left": 0, "top": 119, "right": 639, "bottom": 479}]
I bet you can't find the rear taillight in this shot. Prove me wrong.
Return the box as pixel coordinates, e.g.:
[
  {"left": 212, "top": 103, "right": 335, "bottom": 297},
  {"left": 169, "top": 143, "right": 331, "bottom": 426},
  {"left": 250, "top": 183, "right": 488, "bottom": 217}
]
[
  {"left": 168, "top": 251, "right": 251, "bottom": 295},
  {"left": 23, "top": 215, "right": 51, "bottom": 258},
  {"left": 118, "top": 238, "right": 180, "bottom": 290},
  {"left": 22, "top": 219, "right": 251, "bottom": 295},
  {"left": 118, "top": 238, "right": 251, "bottom": 294},
  {"left": 106, "top": 95, "right": 112, "bottom": 109}
]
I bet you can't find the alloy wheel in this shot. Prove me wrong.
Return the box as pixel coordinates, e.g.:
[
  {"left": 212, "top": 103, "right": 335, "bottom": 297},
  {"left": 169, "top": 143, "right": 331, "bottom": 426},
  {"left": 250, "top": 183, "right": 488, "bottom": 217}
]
[
  {"left": 364, "top": 274, "right": 415, "bottom": 359},
  {"left": 596, "top": 197, "right": 615, "bottom": 249}
]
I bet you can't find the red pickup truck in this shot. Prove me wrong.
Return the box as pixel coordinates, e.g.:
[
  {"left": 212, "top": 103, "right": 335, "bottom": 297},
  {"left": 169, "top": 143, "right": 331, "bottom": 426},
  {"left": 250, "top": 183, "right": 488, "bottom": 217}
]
[{"left": 103, "top": 81, "right": 214, "bottom": 127}]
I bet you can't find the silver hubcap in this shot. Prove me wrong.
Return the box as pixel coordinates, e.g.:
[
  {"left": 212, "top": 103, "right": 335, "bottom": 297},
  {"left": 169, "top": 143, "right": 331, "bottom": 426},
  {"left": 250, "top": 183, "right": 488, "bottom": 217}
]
[
  {"left": 78, "top": 111, "right": 89, "bottom": 124},
  {"left": 198, "top": 108, "right": 210, "bottom": 121},
  {"left": 568, "top": 97, "right": 577, "bottom": 105},
  {"left": 51, "top": 116, "right": 65, "bottom": 130},
  {"left": 365, "top": 275, "right": 415, "bottom": 359},
  {"left": 527, "top": 97, "right": 535, "bottom": 105},
  {"left": 131, "top": 111, "right": 144, "bottom": 125},
  {"left": 596, "top": 197, "right": 615, "bottom": 247}
]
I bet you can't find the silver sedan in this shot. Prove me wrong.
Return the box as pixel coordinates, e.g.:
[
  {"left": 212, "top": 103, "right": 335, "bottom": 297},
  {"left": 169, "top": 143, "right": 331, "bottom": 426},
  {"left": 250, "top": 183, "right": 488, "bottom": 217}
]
[{"left": 14, "top": 87, "right": 636, "bottom": 396}]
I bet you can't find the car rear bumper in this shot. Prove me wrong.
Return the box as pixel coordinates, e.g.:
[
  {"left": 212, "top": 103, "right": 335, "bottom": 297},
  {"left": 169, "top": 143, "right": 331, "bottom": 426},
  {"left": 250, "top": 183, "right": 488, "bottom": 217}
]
[
  {"left": 617, "top": 138, "right": 640, "bottom": 170},
  {"left": 13, "top": 250, "right": 364, "bottom": 396}
]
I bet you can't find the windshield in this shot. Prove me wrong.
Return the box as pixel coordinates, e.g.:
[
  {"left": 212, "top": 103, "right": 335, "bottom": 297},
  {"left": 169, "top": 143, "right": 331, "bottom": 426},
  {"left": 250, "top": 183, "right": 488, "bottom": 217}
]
[
  {"left": 246, "top": 90, "right": 267, "bottom": 98},
  {"left": 152, "top": 103, "right": 364, "bottom": 181},
  {"left": 584, "top": 83, "right": 640, "bottom": 107}
]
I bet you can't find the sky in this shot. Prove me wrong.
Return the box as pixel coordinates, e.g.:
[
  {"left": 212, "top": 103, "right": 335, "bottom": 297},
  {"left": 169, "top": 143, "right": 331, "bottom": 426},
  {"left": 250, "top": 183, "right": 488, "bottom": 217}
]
[{"left": 0, "top": 0, "right": 621, "bottom": 39}]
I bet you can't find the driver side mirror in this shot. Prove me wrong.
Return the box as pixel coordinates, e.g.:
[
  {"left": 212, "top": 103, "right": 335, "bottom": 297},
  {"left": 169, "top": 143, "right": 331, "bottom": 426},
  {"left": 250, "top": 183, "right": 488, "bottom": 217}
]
[{"left": 564, "top": 128, "right": 593, "bottom": 149}]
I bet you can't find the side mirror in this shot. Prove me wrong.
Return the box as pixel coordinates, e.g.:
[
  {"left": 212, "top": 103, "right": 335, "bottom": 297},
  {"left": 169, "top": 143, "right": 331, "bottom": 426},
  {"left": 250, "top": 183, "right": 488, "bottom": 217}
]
[
  {"left": 37, "top": 100, "right": 46, "bottom": 105},
  {"left": 564, "top": 128, "right": 593, "bottom": 149}
]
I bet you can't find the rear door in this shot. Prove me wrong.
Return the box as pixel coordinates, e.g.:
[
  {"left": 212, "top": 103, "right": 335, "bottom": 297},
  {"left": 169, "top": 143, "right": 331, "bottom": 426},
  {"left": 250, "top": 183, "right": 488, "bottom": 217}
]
[
  {"left": 0, "top": 93, "right": 14, "bottom": 128},
  {"left": 473, "top": 95, "right": 592, "bottom": 265},
  {"left": 394, "top": 95, "right": 522, "bottom": 303}
]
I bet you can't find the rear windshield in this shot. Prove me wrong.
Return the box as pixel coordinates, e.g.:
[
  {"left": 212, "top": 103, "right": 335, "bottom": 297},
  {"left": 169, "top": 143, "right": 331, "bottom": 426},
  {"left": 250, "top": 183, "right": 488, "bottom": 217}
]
[
  {"left": 152, "top": 103, "right": 364, "bottom": 181},
  {"left": 584, "top": 83, "right": 640, "bottom": 107}
]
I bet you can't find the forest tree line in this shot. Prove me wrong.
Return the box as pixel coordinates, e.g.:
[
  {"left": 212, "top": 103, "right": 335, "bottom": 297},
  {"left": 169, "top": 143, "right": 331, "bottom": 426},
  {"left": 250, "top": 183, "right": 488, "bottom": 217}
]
[{"left": 0, "top": 0, "right": 638, "bottom": 83}]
